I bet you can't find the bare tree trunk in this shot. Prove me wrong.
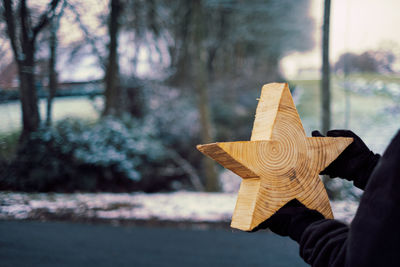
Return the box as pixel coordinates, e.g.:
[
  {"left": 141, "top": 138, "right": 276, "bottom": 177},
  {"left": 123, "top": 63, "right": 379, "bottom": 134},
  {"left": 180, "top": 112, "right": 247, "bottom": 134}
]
[
  {"left": 197, "top": 75, "right": 218, "bottom": 192},
  {"left": 321, "top": 0, "right": 337, "bottom": 198},
  {"left": 103, "top": 0, "right": 122, "bottom": 116},
  {"left": 192, "top": 0, "right": 219, "bottom": 192},
  {"left": 344, "top": 76, "right": 350, "bottom": 129},
  {"left": 343, "top": 52, "right": 351, "bottom": 129},
  {"left": 3, "top": 0, "right": 61, "bottom": 141},
  {"left": 18, "top": 3, "right": 41, "bottom": 140},
  {"left": 169, "top": 1, "right": 192, "bottom": 85},
  {"left": 46, "top": 20, "right": 57, "bottom": 126},
  {"left": 321, "top": 0, "right": 331, "bottom": 135},
  {"left": 18, "top": 56, "right": 41, "bottom": 140}
]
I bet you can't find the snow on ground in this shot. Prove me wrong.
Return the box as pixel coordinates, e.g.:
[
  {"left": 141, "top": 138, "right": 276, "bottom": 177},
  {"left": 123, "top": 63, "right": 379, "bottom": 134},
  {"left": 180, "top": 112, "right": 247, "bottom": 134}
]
[
  {"left": 0, "top": 192, "right": 358, "bottom": 224},
  {"left": 0, "top": 192, "right": 358, "bottom": 225}
]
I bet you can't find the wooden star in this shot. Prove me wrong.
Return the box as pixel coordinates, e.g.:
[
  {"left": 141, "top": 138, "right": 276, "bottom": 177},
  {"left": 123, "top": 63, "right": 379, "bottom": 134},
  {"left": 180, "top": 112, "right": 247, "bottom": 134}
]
[{"left": 197, "top": 83, "right": 353, "bottom": 231}]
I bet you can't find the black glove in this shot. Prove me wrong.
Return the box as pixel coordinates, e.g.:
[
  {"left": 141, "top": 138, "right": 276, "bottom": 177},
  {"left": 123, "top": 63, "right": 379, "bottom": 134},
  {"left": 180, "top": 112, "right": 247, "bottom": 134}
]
[
  {"left": 251, "top": 199, "right": 324, "bottom": 242},
  {"left": 312, "top": 130, "right": 380, "bottom": 189}
]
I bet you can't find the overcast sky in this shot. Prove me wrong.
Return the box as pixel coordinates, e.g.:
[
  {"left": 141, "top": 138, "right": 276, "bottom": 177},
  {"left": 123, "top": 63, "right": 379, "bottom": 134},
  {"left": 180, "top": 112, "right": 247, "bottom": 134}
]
[{"left": 282, "top": 0, "right": 400, "bottom": 78}]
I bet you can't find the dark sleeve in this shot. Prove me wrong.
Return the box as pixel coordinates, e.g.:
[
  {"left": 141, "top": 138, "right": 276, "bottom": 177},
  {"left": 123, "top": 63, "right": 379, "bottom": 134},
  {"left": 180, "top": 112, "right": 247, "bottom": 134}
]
[
  {"left": 352, "top": 151, "right": 380, "bottom": 190},
  {"left": 299, "top": 219, "right": 349, "bottom": 267},
  {"left": 298, "top": 130, "right": 400, "bottom": 267}
]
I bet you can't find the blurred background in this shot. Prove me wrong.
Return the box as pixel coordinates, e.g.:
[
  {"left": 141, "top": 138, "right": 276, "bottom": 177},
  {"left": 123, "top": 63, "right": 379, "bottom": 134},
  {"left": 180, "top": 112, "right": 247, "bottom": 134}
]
[{"left": 0, "top": 0, "right": 399, "bottom": 266}]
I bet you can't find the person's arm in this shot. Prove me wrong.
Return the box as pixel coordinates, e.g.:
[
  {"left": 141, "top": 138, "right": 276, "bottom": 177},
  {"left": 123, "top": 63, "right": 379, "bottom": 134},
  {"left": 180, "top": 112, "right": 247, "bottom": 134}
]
[
  {"left": 312, "top": 130, "right": 380, "bottom": 190},
  {"left": 261, "top": 130, "right": 400, "bottom": 267},
  {"left": 260, "top": 131, "right": 400, "bottom": 267},
  {"left": 299, "top": 219, "right": 349, "bottom": 266},
  {"left": 253, "top": 199, "right": 350, "bottom": 267}
]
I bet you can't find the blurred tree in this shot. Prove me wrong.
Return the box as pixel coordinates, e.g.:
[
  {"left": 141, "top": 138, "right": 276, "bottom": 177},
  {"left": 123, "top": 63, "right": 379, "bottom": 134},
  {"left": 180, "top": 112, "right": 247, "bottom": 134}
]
[
  {"left": 103, "top": 0, "right": 122, "bottom": 116},
  {"left": 101, "top": 0, "right": 164, "bottom": 117},
  {"left": 2, "top": 0, "right": 62, "bottom": 140},
  {"left": 162, "top": 0, "right": 315, "bottom": 191},
  {"left": 321, "top": 0, "right": 331, "bottom": 135},
  {"left": 321, "top": 0, "right": 336, "bottom": 198},
  {"left": 334, "top": 48, "right": 396, "bottom": 130},
  {"left": 191, "top": 0, "right": 218, "bottom": 192},
  {"left": 335, "top": 50, "right": 396, "bottom": 74},
  {"left": 46, "top": 0, "right": 65, "bottom": 126},
  {"left": 0, "top": 11, "right": 12, "bottom": 70},
  {"left": 46, "top": 19, "right": 57, "bottom": 126},
  {"left": 0, "top": 0, "right": 318, "bottom": 193},
  {"left": 166, "top": 0, "right": 192, "bottom": 84},
  {"left": 167, "top": 0, "right": 315, "bottom": 84},
  {"left": 64, "top": 1, "right": 107, "bottom": 70},
  {"left": 120, "top": 0, "right": 163, "bottom": 118}
]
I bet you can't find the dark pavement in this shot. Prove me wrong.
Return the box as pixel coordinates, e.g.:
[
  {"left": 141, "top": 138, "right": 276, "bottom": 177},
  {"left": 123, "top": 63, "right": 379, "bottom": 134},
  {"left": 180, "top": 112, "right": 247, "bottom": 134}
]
[{"left": 0, "top": 220, "right": 308, "bottom": 267}]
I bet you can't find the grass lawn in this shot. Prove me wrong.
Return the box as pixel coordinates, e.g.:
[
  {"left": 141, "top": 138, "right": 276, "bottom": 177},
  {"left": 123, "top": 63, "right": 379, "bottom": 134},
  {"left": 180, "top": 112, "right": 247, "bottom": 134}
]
[{"left": 291, "top": 74, "right": 400, "bottom": 153}]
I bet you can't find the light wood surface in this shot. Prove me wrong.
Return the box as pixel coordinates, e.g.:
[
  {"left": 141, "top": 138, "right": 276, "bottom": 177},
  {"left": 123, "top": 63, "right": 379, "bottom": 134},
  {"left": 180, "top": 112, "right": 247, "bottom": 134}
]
[{"left": 197, "top": 83, "right": 353, "bottom": 231}]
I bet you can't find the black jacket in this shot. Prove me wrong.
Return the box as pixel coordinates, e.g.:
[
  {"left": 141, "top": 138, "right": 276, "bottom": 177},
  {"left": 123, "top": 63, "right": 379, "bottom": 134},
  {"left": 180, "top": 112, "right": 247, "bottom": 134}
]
[{"left": 298, "top": 130, "right": 400, "bottom": 267}]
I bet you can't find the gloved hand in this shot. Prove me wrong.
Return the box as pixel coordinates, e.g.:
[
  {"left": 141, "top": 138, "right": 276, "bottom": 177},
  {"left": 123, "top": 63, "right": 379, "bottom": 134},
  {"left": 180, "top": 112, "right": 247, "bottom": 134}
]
[
  {"left": 251, "top": 199, "right": 324, "bottom": 242},
  {"left": 312, "top": 130, "right": 380, "bottom": 189}
]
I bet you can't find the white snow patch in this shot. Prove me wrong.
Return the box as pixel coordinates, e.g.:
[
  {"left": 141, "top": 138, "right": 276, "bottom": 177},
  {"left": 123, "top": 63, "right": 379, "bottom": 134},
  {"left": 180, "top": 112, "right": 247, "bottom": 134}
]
[{"left": 0, "top": 192, "right": 358, "bottom": 224}]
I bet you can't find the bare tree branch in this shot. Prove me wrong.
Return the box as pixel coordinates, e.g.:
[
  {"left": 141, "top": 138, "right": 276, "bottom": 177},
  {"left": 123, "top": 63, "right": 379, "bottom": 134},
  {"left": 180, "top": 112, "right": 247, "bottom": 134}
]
[
  {"left": 3, "top": 0, "right": 21, "bottom": 60},
  {"left": 65, "top": 1, "right": 106, "bottom": 69},
  {"left": 32, "top": 0, "right": 61, "bottom": 41},
  {"left": 19, "top": 0, "right": 32, "bottom": 48}
]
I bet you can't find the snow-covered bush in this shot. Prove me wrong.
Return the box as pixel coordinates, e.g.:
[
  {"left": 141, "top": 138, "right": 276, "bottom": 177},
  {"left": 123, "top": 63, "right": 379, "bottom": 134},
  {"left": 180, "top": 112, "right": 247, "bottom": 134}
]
[
  {"left": 2, "top": 116, "right": 181, "bottom": 192},
  {"left": 58, "top": 116, "right": 167, "bottom": 181}
]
